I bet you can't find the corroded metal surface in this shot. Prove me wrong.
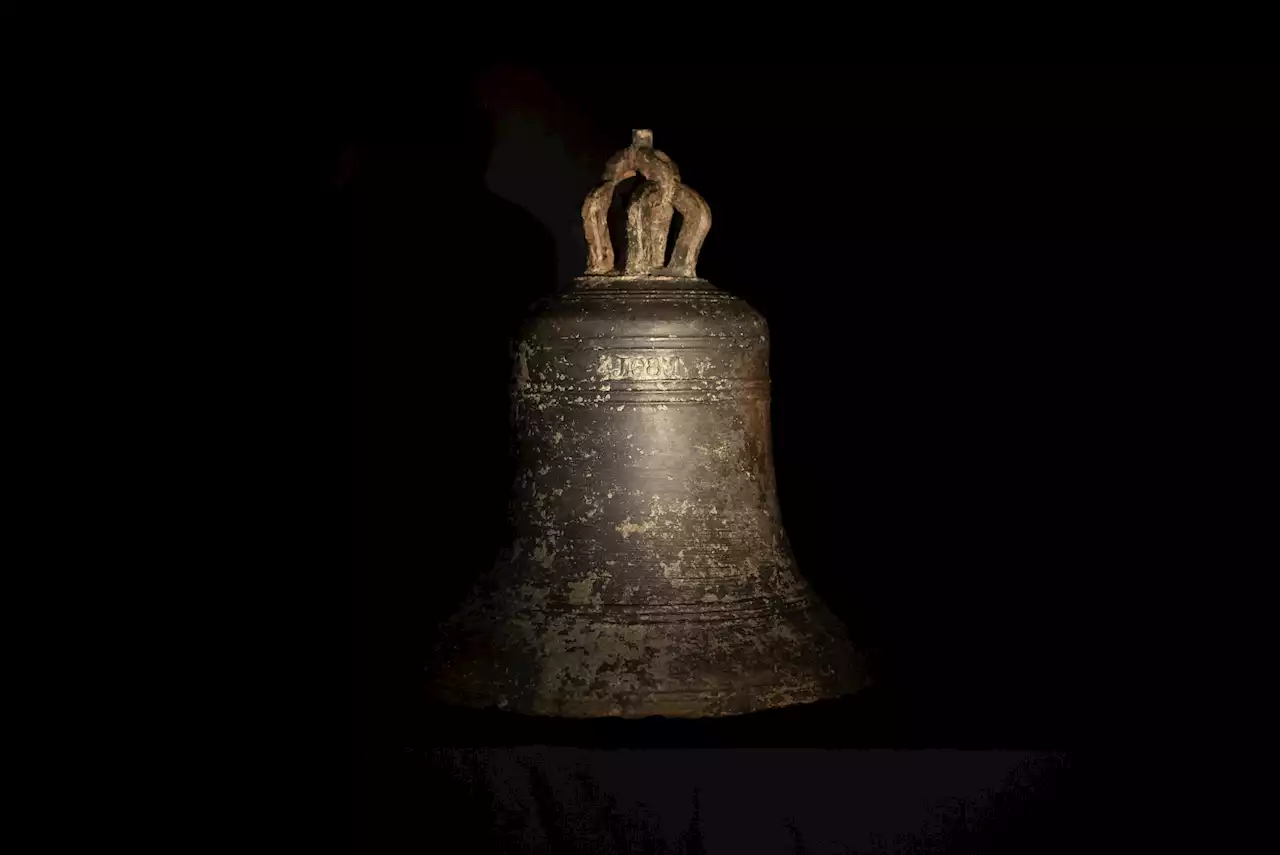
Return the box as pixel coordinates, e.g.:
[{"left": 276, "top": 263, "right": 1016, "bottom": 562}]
[
  {"left": 582, "top": 129, "right": 710, "bottom": 278},
  {"left": 429, "top": 131, "right": 868, "bottom": 718}
]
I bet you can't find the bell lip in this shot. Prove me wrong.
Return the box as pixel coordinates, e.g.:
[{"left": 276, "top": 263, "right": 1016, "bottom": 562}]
[
  {"left": 425, "top": 682, "right": 875, "bottom": 721},
  {"left": 568, "top": 274, "right": 718, "bottom": 292},
  {"left": 419, "top": 688, "right": 892, "bottom": 747}
]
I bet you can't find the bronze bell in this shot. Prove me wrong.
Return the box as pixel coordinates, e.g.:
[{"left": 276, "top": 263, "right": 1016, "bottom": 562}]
[{"left": 429, "top": 130, "right": 869, "bottom": 718}]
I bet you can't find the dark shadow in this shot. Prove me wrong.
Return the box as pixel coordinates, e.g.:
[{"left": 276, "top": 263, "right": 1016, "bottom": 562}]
[{"left": 351, "top": 92, "right": 557, "bottom": 853}]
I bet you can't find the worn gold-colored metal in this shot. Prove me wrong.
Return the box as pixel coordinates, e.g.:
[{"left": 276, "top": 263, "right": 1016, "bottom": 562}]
[{"left": 428, "top": 131, "right": 868, "bottom": 718}]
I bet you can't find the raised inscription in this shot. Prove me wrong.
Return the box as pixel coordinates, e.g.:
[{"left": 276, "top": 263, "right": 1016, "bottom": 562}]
[{"left": 597, "top": 354, "right": 689, "bottom": 380}]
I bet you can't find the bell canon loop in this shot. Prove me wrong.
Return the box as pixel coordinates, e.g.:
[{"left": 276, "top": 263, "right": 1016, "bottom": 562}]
[{"left": 429, "top": 130, "right": 870, "bottom": 718}]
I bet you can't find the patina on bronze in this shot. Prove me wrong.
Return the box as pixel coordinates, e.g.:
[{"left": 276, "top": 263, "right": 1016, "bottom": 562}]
[{"left": 429, "top": 130, "right": 869, "bottom": 718}]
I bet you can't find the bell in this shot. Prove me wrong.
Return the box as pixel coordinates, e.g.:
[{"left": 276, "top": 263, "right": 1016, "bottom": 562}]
[{"left": 429, "top": 130, "right": 869, "bottom": 718}]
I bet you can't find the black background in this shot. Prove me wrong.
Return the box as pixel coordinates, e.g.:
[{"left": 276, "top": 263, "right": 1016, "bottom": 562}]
[{"left": 339, "top": 64, "right": 1275, "bottom": 848}]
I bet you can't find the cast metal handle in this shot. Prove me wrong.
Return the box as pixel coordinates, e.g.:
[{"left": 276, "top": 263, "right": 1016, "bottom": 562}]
[{"left": 582, "top": 129, "right": 711, "bottom": 278}]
